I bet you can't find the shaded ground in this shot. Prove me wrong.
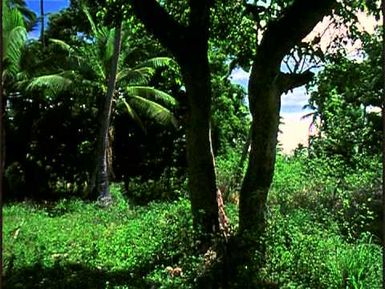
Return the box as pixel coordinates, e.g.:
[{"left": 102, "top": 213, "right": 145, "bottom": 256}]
[{"left": 4, "top": 263, "right": 161, "bottom": 289}]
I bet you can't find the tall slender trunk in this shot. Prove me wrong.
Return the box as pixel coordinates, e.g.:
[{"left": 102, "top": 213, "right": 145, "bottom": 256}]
[
  {"left": 90, "top": 23, "right": 122, "bottom": 200},
  {"left": 0, "top": 0, "right": 4, "bottom": 284},
  {"left": 40, "top": 0, "right": 44, "bottom": 47},
  {"left": 381, "top": 1, "right": 385, "bottom": 287},
  {"left": 0, "top": 0, "right": 4, "bottom": 178},
  {"left": 181, "top": 59, "right": 219, "bottom": 243}
]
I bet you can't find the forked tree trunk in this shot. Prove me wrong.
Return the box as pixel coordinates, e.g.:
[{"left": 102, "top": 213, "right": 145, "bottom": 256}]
[
  {"left": 235, "top": 0, "right": 336, "bottom": 276},
  {"left": 90, "top": 23, "right": 122, "bottom": 200}
]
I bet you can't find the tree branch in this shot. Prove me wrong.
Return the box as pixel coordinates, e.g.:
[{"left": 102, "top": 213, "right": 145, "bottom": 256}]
[
  {"left": 130, "top": 0, "right": 188, "bottom": 57},
  {"left": 277, "top": 70, "right": 314, "bottom": 94},
  {"left": 257, "top": 0, "right": 336, "bottom": 69},
  {"left": 190, "top": 0, "right": 213, "bottom": 30}
]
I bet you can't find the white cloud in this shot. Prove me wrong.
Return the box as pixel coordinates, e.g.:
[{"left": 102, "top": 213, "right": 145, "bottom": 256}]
[
  {"left": 230, "top": 69, "right": 311, "bottom": 111},
  {"left": 230, "top": 68, "right": 249, "bottom": 81},
  {"left": 281, "top": 86, "right": 309, "bottom": 107},
  {"left": 230, "top": 68, "right": 250, "bottom": 89}
]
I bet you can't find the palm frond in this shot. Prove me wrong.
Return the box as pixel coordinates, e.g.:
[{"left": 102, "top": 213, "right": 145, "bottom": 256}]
[
  {"left": 117, "top": 68, "right": 154, "bottom": 85},
  {"left": 125, "top": 86, "right": 177, "bottom": 107},
  {"left": 3, "top": 26, "right": 27, "bottom": 78},
  {"left": 26, "top": 74, "right": 73, "bottom": 96},
  {"left": 105, "top": 27, "right": 116, "bottom": 65},
  {"left": 82, "top": 5, "right": 99, "bottom": 37},
  {"left": 8, "top": 0, "right": 36, "bottom": 30},
  {"left": 49, "top": 39, "right": 75, "bottom": 54},
  {"left": 134, "top": 57, "right": 175, "bottom": 69},
  {"left": 121, "top": 98, "right": 146, "bottom": 132},
  {"left": 3, "top": 2, "right": 25, "bottom": 33},
  {"left": 127, "top": 95, "right": 177, "bottom": 127}
]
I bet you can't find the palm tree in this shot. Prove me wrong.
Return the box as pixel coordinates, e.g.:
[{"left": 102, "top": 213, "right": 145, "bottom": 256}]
[
  {"left": 2, "top": 0, "right": 29, "bottom": 184},
  {"left": 3, "top": 0, "right": 28, "bottom": 85},
  {"left": 27, "top": 7, "right": 177, "bottom": 201},
  {"left": 8, "top": 0, "right": 36, "bottom": 31}
]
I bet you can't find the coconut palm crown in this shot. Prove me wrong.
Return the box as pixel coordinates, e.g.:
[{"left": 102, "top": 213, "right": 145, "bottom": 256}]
[{"left": 26, "top": 6, "right": 178, "bottom": 200}]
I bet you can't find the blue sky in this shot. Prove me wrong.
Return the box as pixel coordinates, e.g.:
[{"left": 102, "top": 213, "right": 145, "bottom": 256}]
[
  {"left": 26, "top": 0, "right": 69, "bottom": 38},
  {"left": 230, "top": 68, "right": 311, "bottom": 114}
]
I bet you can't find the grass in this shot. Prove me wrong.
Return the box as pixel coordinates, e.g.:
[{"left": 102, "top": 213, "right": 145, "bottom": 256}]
[{"left": 3, "top": 156, "right": 382, "bottom": 289}]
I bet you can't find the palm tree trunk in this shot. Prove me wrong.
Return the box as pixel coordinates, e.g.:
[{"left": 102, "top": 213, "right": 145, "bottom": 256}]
[
  {"left": 40, "top": 0, "right": 45, "bottom": 47},
  {"left": 0, "top": 1, "right": 4, "bottom": 285},
  {"left": 0, "top": 0, "right": 4, "bottom": 176},
  {"left": 90, "top": 23, "right": 122, "bottom": 201},
  {"left": 381, "top": 0, "right": 385, "bottom": 287}
]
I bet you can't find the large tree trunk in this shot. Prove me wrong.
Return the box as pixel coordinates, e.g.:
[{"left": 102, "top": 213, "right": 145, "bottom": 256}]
[
  {"left": 237, "top": 62, "right": 281, "bottom": 267},
  {"left": 90, "top": 23, "right": 122, "bottom": 201},
  {"left": 235, "top": 0, "right": 336, "bottom": 278},
  {"left": 130, "top": 0, "right": 219, "bottom": 238},
  {"left": 181, "top": 59, "right": 219, "bottom": 242}
]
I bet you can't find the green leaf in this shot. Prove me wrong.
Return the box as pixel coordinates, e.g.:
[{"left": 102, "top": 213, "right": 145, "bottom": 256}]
[
  {"left": 127, "top": 95, "right": 177, "bottom": 127},
  {"left": 125, "top": 86, "right": 177, "bottom": 107},
  {"left": 121, "top": 98, "right": 146, "bottom": 132},
  {"left": 26, "top": 74, "right": 73, "bottom": 96}
]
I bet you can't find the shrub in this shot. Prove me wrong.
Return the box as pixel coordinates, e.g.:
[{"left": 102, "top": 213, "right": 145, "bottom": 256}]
[{"left": 264, "top": 209, "right": 381, "bottom": 289}]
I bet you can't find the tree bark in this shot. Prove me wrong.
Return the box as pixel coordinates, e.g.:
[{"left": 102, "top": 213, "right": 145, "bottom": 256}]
[
  {"left": 90, "top": 23, "right": 122, "bottom": 201},
  {"left": 130, "top": 0, "right": 219, "bottom": 238},
  {"left": 182, "top": 59, "right": 219, "bottom": 240},
  {"left": 237, "top": 0, "right": 336, "bottom": 271}
]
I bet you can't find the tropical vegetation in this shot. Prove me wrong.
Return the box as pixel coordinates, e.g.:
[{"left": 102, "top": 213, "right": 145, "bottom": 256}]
[{"left": 2, "top": 0, "right": 383, "bottom": 288}]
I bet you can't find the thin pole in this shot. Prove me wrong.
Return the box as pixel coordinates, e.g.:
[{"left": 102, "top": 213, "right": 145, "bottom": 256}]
[
  {"left": 0, "top": 0, "right": 4, "bottom": 286},
  {"left": 40, "top": 0, "right": 44, "bottom": 47},
  {"left": 382, "top": 1, "right": 385, "bottom": 289}
]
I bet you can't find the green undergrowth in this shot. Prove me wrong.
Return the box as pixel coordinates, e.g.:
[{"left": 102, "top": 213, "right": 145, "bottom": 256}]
[
  {"left": 4, "top": 186, "right": 198, "bottom": 289},
  {"left": 264, "top": 209, "right": 381, "bottom": 289},
  {"left": 3, "top": 154, "right": 382, "bottom": 289}
]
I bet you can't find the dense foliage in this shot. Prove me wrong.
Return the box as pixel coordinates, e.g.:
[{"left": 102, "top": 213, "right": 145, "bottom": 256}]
[
  {"left": 306, "top": 29, "right": 382, "bottom": 163},
  {"left": 2, "top": 0, "right": 383, "bottom": 288},
  {"left": 4, "top": 155, "right": 382, "bottom": 288}
]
